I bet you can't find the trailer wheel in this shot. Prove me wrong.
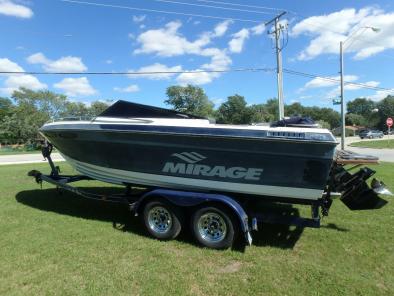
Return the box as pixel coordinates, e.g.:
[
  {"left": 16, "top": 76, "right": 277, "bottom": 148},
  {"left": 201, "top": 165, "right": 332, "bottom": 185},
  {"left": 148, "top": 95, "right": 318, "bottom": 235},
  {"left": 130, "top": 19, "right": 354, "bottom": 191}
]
[
  {"left": 192, "top": 205, "right": 238, "bottom": 249},
  {"left": 143, "top": 200, "right": 182, "bottom": 240}
]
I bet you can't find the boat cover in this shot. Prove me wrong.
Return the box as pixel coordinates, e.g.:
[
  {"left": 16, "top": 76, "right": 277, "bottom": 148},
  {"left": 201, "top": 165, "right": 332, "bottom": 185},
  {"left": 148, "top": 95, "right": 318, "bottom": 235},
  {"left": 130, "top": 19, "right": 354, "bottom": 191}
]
[
  {"left": 99, "top": 100, "right": 204, "bottom": 119},
  {"left": 270, "top": 116, "right": 317, "bottom": 127}
]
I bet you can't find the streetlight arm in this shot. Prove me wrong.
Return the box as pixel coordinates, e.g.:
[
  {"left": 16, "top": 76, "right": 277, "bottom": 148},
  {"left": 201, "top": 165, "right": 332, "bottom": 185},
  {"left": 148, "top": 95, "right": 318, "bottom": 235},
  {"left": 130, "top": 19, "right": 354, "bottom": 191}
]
[{"left": 339, "top": 26, "right": 379, "bottom": 150}]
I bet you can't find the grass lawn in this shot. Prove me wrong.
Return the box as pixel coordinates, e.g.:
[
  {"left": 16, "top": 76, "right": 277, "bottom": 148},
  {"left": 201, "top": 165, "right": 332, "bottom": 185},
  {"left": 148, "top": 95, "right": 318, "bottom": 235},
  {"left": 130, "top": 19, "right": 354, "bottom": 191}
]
[
  {"left": 1, "top": 162, "right": 394, "bottom": 295},
  {"left": 350, "top": 139, "right": 394, "bottom": 149}
]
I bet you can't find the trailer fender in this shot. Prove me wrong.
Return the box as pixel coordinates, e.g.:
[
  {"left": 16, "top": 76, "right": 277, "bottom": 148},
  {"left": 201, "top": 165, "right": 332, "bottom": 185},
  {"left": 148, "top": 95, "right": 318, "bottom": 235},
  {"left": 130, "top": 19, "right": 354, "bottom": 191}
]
[{"left": 134, "top": 189, "right": 250, "bottom": 240}]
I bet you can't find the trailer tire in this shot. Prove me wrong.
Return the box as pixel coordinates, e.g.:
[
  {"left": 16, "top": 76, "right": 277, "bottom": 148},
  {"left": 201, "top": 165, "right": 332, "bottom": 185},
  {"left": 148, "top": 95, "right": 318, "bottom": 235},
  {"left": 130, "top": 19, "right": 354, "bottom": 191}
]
[
  {"left": 143, "top": 200, "right": 182, "bottom": 240},
  {"left": 192, "top": 205, "right": 238, "bottom": 249}
]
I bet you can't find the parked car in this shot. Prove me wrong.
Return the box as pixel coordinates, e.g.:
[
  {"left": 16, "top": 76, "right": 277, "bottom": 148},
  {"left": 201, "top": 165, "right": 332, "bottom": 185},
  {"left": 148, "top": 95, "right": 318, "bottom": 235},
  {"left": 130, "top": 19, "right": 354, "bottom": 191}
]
[
  {"left": 359, "top": 130, "right": 384, "bottom": 139},
  {"left": 384, "top": 130, "right": 394, "bottom": 135}
]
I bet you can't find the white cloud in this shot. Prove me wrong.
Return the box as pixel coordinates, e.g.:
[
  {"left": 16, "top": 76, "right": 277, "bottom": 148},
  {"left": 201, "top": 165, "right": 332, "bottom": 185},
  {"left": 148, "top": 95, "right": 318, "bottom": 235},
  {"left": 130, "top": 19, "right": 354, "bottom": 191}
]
[
  {"left": 114, "top": 84, "right": 140, "bottom": 93},
  {"left": 353, "top": 46, "right": 385, "bottom": 60},
  {"left": 228, "top": 28, "right": 250, "bottom": 53},
  {"left": 251, "top": 22, "right": 266, "bottom": 35},
  {"left": 27, "top": 52, "right": 87, "bottom": 72},
  {"left": 133, "top": 20, "right": 260, "bottom": 85},
  {"left": 326, "top": 80, "right": 381, "bottom": 98},
  {"left": 211, "top": 97, "right": 225, "bottom": 106},
  {"left": 291, "top": 7, "right": 394, "bottom": 60},
  {"left": 0, "top": 0, "right": 33, "bottom": 18},
  {"left": 176, "top": 48, "right": 232, "bottom": 85},
  {"left": 0, "top": 57, "right": 24, "bottom": 74},
  {"left": 368, "top": 90, "right": 393, "bottom": 101},
  {"left": 301, "top": 75, "right": 382, "bottom": 99},
  {"left": 132, "top": 15, "right": 146, "bottom": 23},
  {"left": 1, "top": 75, "right": 47, "bottom": 95},
  {"left": 54, "top": 77, "right": 97, "bottom": 97},
  {"left": 0, "top": 58, "right": 46, "bottom": 95},
  {"left": 176, "top": 70, "right": 217, "bottom": 85},
  {"left": 134, "top": 21, "right": 213, "bottom": 57},
  {"left": 128, "top": 63, "right": 182, "bottom": 80},
  {"left": 213, "top": 20, "right": 232, "bottom": 37},
  {"left": 303, "top": 75, "right": 358, "bottom": 89}
]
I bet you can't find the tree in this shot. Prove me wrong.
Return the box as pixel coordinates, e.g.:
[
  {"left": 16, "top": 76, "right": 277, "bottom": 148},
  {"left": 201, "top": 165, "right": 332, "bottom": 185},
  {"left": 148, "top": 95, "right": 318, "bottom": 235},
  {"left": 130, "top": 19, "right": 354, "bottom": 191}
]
[
  {"left": 89, "top": 101, "right": 110, "bottom": 116},
  {"left": 249, "top": 103, "right": 274, "bottom": 123},
  {"left": 216, "top": 95, "right": 253, "bottom": 124},
  {"left": 285, "top": 102, "right": 304, "bottom": 117},
  {"left": 346, "top": 113, "right": 366, "bottom": 126},
  {"left": 1, "top": 88, "right": 69, "bottom": 144},
  {"left": 264, "top": 98, "right": 279, "bottom": 121},
  {"left": 0, "top": 97, "right": 13, "bottom": 120},
  {"left": 61, "top": 102, "right": 89, "bottom": 118},
  {"left": 317, "top": 120, "right": 331, "bottom": 129},
  {"left": 376, "top": 95, "right": 394, "bottom": 130},
  {"left": 347, "top": 98, "right": 376, "bottom": 117},
  {"left": 12, "top": 88, "right": 68, "bottom": 119},
  {"left": 165, "top": 85, "right": 214, "bottom": 117}
]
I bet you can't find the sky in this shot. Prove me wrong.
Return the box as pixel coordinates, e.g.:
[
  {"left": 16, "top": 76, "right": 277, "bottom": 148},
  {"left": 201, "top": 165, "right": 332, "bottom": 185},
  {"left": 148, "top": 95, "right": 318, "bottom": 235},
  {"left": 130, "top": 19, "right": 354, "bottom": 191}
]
[{"left": 0, "top": 0, "right": 394, "bottom": 111}]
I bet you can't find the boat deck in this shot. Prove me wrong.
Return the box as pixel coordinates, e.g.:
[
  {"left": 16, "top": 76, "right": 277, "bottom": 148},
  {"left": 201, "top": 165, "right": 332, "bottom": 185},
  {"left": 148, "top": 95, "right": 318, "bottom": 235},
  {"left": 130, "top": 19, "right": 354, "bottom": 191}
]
[{"left": 335, "top": 149, "right": 379, "bottom": 165}]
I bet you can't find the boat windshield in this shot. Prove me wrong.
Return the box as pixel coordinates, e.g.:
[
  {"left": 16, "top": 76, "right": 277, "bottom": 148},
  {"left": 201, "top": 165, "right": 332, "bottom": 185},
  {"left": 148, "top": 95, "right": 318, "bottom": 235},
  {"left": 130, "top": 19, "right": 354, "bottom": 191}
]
[{"left": 99, "top": 100, "right": 205, "bottom": 119}]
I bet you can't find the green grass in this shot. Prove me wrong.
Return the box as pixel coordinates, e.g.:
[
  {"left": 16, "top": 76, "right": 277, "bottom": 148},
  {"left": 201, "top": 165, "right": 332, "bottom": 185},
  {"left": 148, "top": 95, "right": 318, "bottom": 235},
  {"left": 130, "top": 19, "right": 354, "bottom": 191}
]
[
  {"left": 1, "top": 162, "right": 394, "bottom": 295},
  {"left": 350, "top": 139, "right": 394, "bottom": 149}
]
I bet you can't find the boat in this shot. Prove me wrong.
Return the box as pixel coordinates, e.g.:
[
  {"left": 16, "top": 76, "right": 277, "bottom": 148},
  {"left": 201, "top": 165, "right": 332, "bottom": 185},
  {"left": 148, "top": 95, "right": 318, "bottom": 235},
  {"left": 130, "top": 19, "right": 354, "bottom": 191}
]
[{"left": 39, "top": 100, "right": 339, "bottom": 203}]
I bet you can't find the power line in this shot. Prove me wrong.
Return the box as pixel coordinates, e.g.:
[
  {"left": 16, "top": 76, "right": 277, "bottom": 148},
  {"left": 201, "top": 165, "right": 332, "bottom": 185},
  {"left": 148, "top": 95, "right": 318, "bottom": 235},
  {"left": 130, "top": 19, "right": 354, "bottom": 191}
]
[
  {"left": 283, "top": 69, "right": 394, "bottom": 93},
  {"left": 2, "top": 67, "right": 392, "bottom": 93},
  {"left": 151, "top": 0, "right": 275, "bottom": 15},
  {"left": 60, "top": 0, "right": 263, "bottom": 23},
  {"left": 0, "top": 68, "right": 276, "bottom": 75},
  {"left": 196, "top": 0, "right": 284, "bottom": 12}
]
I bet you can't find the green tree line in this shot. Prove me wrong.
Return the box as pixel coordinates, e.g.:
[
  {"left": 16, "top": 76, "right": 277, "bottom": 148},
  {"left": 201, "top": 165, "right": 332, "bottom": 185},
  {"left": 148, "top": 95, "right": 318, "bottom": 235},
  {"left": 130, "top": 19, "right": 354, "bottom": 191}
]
[
  {"left": 1, "top": 85, "right": 393, "bottom": 145},
  {"left": 0, "top": 88, "right": 109, "bottom": 144}
]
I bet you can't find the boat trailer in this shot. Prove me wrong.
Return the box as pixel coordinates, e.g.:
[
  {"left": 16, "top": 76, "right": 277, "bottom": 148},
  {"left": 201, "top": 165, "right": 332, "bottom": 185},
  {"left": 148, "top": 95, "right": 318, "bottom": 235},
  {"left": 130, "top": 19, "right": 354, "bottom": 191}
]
[{"left": 27, "top": 144, "right": 391, "bottom": 248}]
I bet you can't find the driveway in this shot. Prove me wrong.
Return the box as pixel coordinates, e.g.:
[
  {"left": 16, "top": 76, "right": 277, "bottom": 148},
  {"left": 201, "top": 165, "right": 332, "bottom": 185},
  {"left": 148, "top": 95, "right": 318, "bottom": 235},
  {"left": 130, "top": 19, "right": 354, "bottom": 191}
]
[
  {"left": 0, "top": 153, "right": 64, "bottom": 166},
  {"left": 338, "top": 136, "right": 394, "bottom": 162}
]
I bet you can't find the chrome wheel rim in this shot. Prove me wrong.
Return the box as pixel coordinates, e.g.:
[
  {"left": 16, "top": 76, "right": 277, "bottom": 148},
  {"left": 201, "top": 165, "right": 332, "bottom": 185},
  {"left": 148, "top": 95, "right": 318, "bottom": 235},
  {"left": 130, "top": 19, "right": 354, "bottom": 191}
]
[
  {"left": 148, "top": 206, "right": 172, "bottom": 234},
  {"left": 197, "top": 212, "right": 227, "bottom": 243}
]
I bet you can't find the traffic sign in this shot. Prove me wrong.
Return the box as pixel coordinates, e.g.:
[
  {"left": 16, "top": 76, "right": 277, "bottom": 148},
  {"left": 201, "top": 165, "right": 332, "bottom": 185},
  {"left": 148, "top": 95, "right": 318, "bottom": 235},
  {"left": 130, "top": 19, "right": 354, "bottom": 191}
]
[
  {"left": 332, "top": 98, "right": 341, "bottom": 105},
  {"left": 387, "top": 117, "right": 393, "bottom": 127}
]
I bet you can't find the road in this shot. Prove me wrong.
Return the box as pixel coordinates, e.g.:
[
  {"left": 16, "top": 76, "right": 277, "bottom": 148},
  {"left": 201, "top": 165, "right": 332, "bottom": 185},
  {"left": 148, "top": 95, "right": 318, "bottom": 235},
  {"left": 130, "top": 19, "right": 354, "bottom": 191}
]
[
  {"left": 0, "top": 153, "right": 64, "bottom": 166},
  {"left": 338, "top": 136, "right": 394, "bottom": 162}
]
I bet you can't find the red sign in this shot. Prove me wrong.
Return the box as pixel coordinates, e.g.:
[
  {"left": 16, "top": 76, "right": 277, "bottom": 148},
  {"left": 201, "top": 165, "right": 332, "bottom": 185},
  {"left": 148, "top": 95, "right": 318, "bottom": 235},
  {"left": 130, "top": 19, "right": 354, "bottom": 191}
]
[{"left": 387, "top": 117, "right": 393, "bottom": 127}]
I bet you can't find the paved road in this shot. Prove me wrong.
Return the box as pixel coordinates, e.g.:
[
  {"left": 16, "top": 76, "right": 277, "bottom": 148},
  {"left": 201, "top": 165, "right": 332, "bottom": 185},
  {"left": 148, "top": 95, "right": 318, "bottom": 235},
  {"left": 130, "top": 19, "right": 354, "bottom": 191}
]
[
  {"left": 337, "top": 136, "right": 394, "bottom": 162},
  {"left": 0, "top": 153, "right": 64, "bottom": 166}
]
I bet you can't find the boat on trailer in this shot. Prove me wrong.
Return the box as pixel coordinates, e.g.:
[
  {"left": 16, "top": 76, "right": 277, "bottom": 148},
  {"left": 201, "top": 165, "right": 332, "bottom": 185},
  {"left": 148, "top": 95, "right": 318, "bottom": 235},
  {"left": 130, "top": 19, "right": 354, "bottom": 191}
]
[
  {"left": 28, "top": 100, "right": 391, "bottom": 249},
  {"left": 40, "top": 100, "right": 338, "bottom": 203}
]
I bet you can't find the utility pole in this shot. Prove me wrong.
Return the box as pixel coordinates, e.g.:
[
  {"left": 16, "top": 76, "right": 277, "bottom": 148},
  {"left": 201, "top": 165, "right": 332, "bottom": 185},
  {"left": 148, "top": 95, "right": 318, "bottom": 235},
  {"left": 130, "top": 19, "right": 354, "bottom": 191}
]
[
  {"left": 340, "top": 41, "right": 345, "bottom": 150},
  {"left": 338, "top": 27, "right": 378, "bottom": 150},
  {"left": 266, "top": 11, "right": 287, "bottom": 120}
]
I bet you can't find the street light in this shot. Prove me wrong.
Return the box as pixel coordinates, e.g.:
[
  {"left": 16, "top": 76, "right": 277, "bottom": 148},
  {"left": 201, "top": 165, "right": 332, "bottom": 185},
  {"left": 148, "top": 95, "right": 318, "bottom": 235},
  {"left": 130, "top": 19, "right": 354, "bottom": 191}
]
[{"left": 339, "top": 26, "right": 380, "bottom": 150}]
